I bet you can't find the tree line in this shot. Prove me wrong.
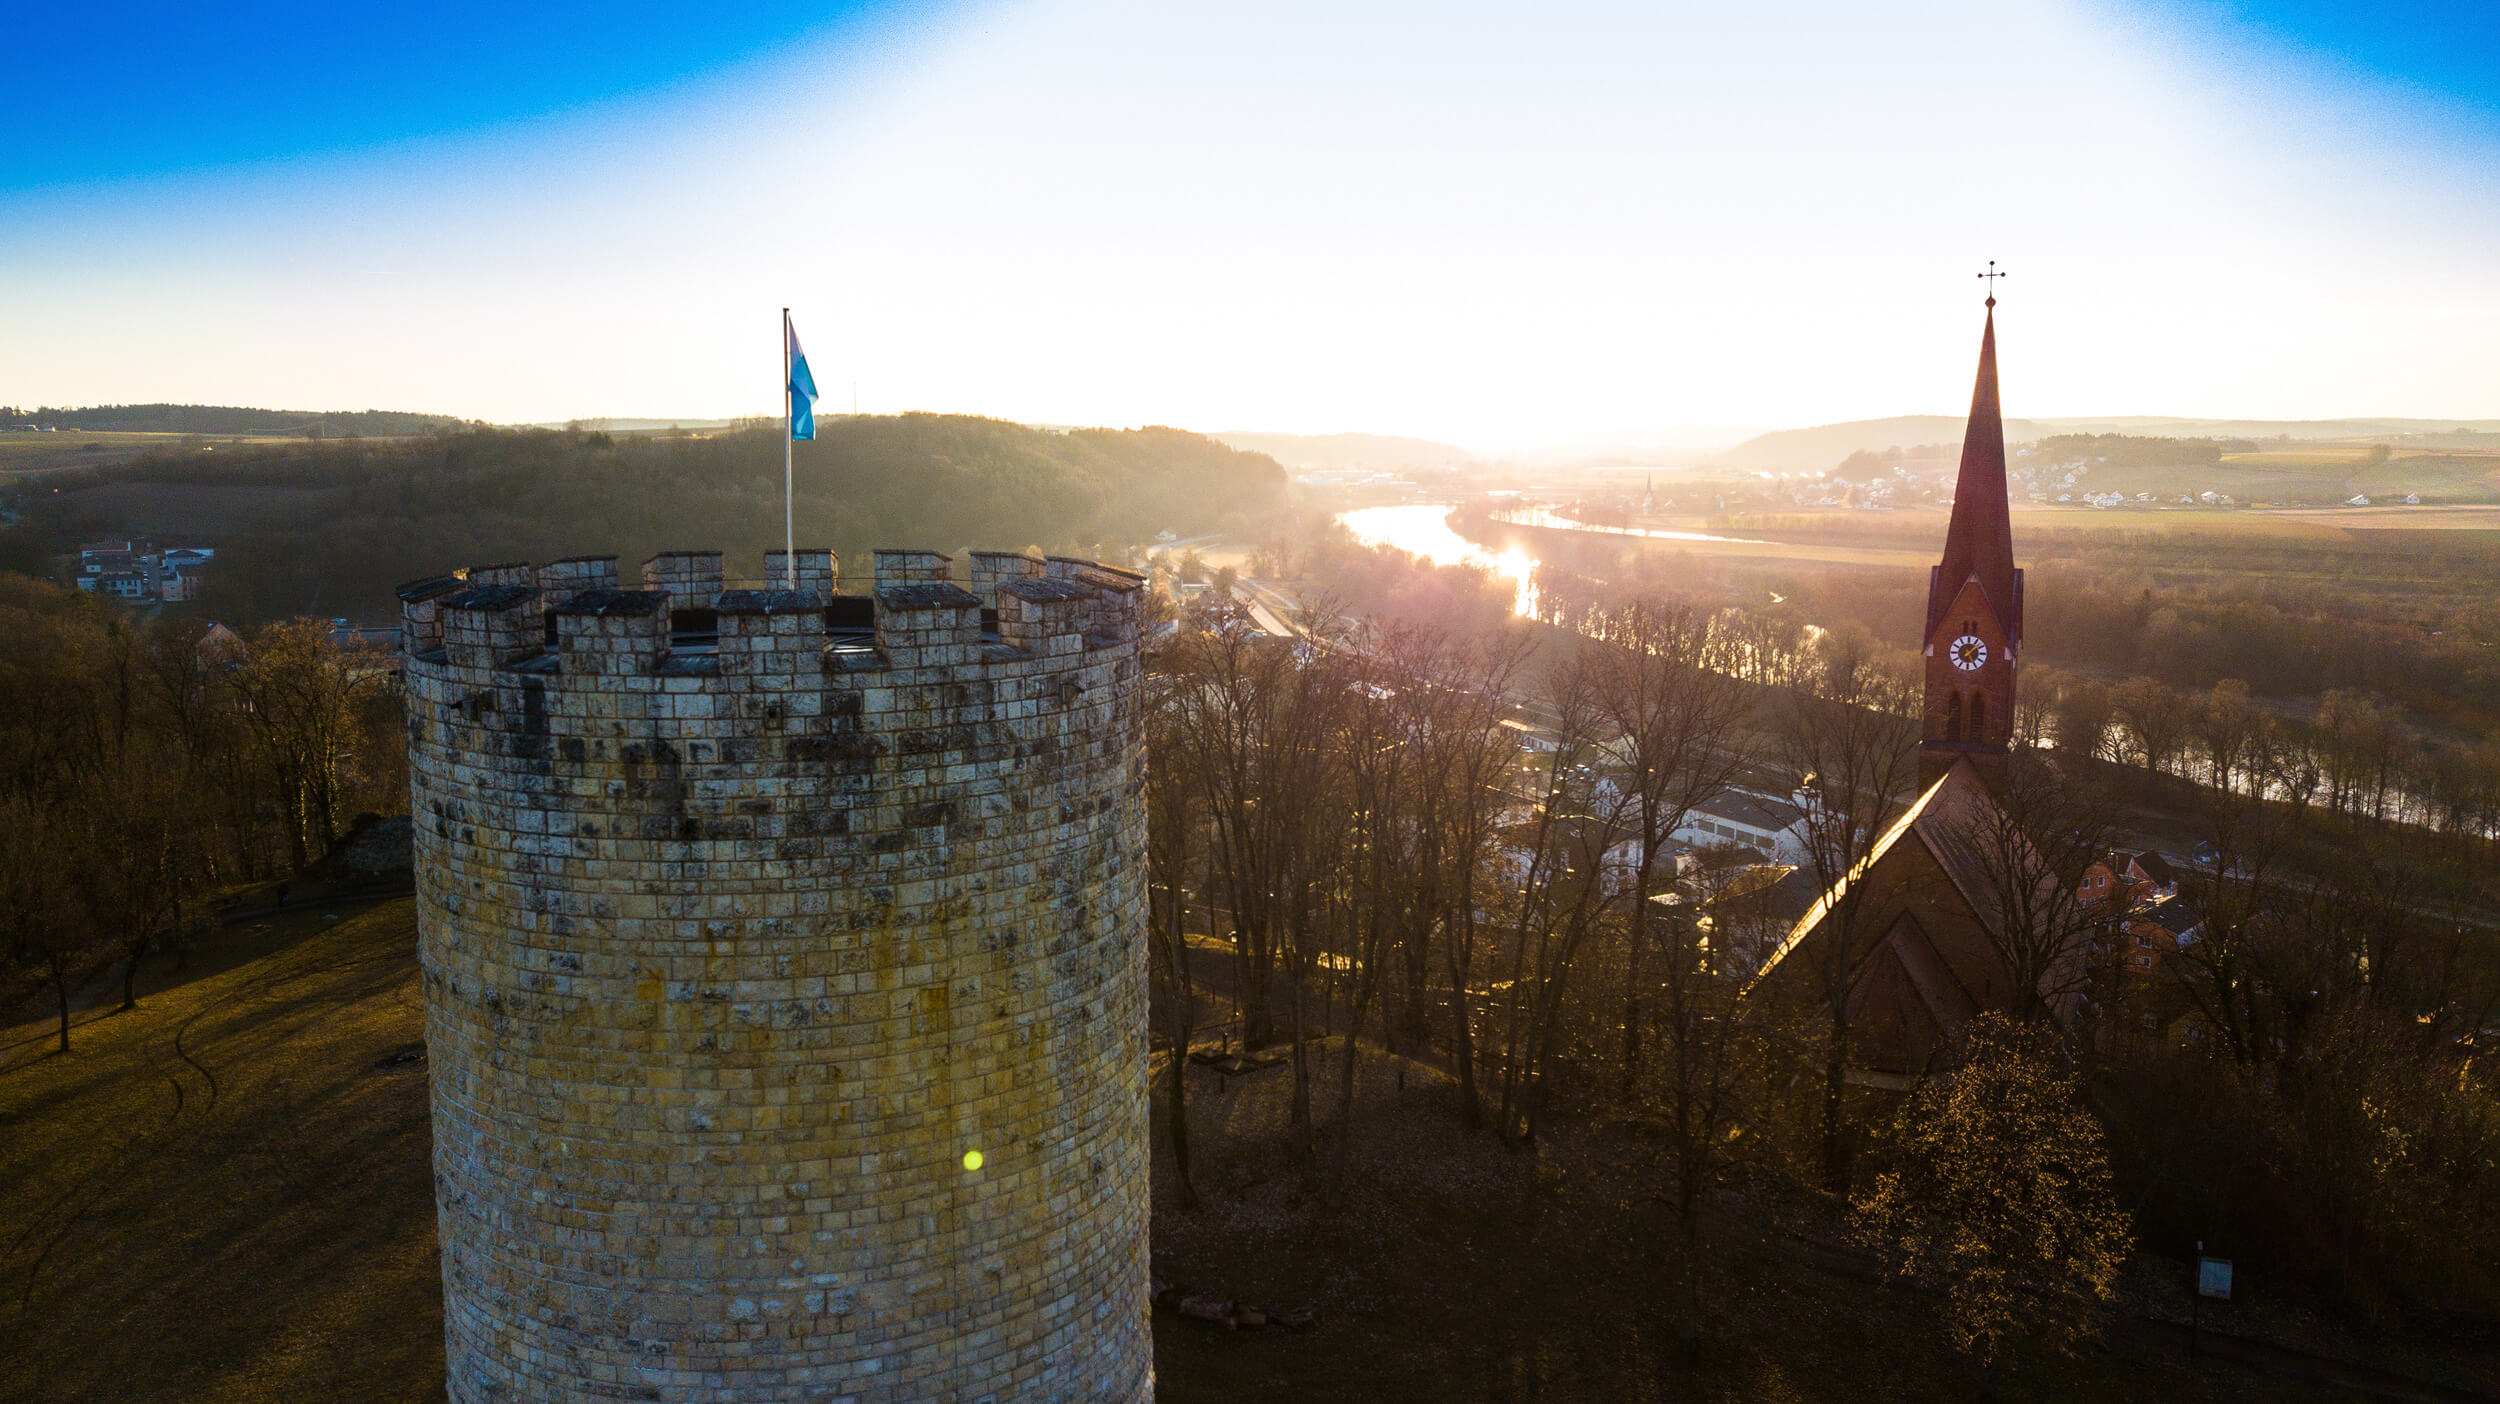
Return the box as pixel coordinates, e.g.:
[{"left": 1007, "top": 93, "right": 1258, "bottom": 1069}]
[
  {"left": 2030, "top": 433, "right": 2230, "bottom": 467},
  {"left": 1519, "top": 536, "right": 2500, "bottom": 844},
  {"left": 0, "top": 577, "right": 403, "bottom": 1051},
  {"left": 0, "top": 404, "right": 471, "bottom": 437}
]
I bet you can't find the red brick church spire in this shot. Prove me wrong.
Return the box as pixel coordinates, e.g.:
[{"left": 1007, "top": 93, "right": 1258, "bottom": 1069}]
[{"left": 1919, "top": 267, "right": 2024, "bottom": 787}]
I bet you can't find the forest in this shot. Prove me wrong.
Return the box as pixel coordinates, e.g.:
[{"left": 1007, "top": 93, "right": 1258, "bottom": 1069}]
[
  {"left": 7, "top": 414, "right": 1288, "bottom": 621},
  {"left": 0, "top": 577, "right": 404, "bottom": 1050},
  {"left": 2030, "top": 433, "right": 2234, "bottom": 467},
  {"left": 1145, "top": 548, "right": 2500, "bottom": 1386}
]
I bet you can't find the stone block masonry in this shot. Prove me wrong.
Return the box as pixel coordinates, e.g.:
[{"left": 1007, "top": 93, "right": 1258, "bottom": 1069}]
[{"left": 400, "top": 547, "right": 1153, "bottom": 1403}]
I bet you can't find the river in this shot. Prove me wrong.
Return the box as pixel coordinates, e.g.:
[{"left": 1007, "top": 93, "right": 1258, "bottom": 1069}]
[
  {"left": 1336, "top": 503, "right": 1762, "bottom": 618},
  {"left": 1337, "top": 504, "right": 1541, "bottom": 615},
  {"left": 1336, "top": 507, "right": 2474, "bottom": 837}
]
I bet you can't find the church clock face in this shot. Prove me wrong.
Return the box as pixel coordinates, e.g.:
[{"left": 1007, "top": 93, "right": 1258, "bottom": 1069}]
[{"left": 1948, "top": 634, "right": 1988, "bottom": 671}]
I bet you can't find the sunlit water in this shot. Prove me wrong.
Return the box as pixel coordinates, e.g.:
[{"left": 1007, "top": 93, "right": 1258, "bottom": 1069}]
[
  {"left": 1338, "top": 503, "right": 1544, "bottom": 617},
  {"left": 1337, "top": 508, "right": 2473, "bottom": 837},
  {"left": 1336, "top": 503, "right": 1764, "bottom": 618}
]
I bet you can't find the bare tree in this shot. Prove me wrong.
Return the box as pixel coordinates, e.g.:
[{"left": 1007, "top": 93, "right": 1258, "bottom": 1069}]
[
  {"left": 1770, "top": 640, "right": 1922, "bottom": 1192},
  {"left": 1492, "top": 649, "right": 1633, "bottom": 1144},
  {"left": 1144, "top": 670, "right": 1202, "bottom": 1206},
  {"left": 233, "top": 619, "right": 390, "bottom": 869},
  {"left": 1950, "top": 753, "right": 2121, "bottom": 1025},
  {"left": 1582, "top": 600, "right": 1752, "bottom": 1091},
  {"left": 2053, "top": 678, "right": 2117, "bottom": 763},
  {"left": 1324, "top": 629, "right": 1415, "bottom": 1196},
  {"left": 1400, "top": 625, "right": 1532, "bottom": 1127},
  {"left": 2191, "top": 678, "right": 2257, "bottom": 792},
  {"left": 1646, "top": 879, "right": 1768, "bottom": 1363},
  {"left": 0, "top": 796, "right": 90, "bottom": 1052},
  {"left": 69, "top": 753, "right": 199, "bottom": 1013},
  {"left": 1168, "top": 609, "right": 1292, "bottom": 1049},
  {"left": 2112, "top": 676, "right": 2195, "bottom": 776}
]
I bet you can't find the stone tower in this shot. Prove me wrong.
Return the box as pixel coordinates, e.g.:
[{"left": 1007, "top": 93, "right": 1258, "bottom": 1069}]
[
  {"left": 399, "top": 546, "right": 1153, "bottom": 1403},
  {"left": 1919, "top": 299, "right": 2023, "bottom": 790}
]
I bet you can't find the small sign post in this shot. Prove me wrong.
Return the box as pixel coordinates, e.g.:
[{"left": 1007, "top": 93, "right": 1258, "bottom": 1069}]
[
  {"left": 2189, "top": 1242, "right": 2231, "bottom": 1362},
  {"left": 2198, "top": 1256, "right": 2233, "bottom": 1301}
]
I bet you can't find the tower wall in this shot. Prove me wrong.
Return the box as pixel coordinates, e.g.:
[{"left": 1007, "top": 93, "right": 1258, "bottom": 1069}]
[
  {"left": 403, "top": 547, "right": 1153, "bottom": 1404},
  {"left": 1918, "top": 571, "right": 2021, "bottom": 789}
]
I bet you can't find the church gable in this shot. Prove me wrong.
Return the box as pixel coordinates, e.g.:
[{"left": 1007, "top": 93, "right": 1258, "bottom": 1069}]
[
  {"left": 1849, "top": 939, "right": 1950, "bottom": 1075},
  {"left": 1927, "top": 576, "right": 2011, "bottom": 660},
  {"left": 1749, "top": 762, "right": 2037, "bottom": 1071},
  {"left": 1873, "top": 906, "right": 1978, "bottom": 1012}
]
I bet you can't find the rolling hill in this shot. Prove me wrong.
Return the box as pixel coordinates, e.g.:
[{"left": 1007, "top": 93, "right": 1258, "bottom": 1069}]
[
  {"left": 1211, "top": 431, "right": 1473, "bottom": 472},
  {"left": 12, "top": 414, "right": 1288, "bottom": 620}
]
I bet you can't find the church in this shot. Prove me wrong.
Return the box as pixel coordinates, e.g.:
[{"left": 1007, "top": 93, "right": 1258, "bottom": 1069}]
[{"left": 1748, "top": 286, "right": 2070, "bottom": 1074}]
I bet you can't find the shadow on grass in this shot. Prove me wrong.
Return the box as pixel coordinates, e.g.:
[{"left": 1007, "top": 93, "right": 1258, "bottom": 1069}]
[{"left": 0, "top": 900, "right": 444, "bottom": 1404}]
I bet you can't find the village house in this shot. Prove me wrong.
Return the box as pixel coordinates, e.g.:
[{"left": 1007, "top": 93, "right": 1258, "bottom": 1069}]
[
  {"left": 93, "top": 568, "right": 150, "bottom": 600},
  {"left": 1668, "top": 787, "right": 1817, "bottom": 865},
  {"left": 71, "top": 539, "right": 213, "bottom": 601},
  {"left": 2081, "top": 848, "right": 2204, "bottom": 975}
]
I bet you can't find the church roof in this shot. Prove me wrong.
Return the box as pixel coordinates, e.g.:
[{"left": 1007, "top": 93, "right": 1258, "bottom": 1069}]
[
  {"left": 1745, "top": 758, "right": 2017, "bottom": 990},
  {"left": 1925, "top": 304, "right": 2020, "bottom": 645}
]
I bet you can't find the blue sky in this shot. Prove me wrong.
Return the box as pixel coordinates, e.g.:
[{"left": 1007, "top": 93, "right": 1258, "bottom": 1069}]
[
  {"left": 3, "top": 0, "right": 2495, "bottom": 442},
  {"left": 3, "top": 3, "right": 931, "bottom": 189},
  {"left": 2165, "top": 1, "right": 2499, "bottom": 116}
]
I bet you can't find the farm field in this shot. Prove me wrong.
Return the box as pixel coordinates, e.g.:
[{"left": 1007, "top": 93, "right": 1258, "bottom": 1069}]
[
  {"left": 2035, "top": 448, "right": 2500, "bottom": 506},
  {"left": 21, "top": 479, "right": 338, "bottom": 539},
  {"left": 1690, "top": 501, "right": 2500, "bottom": 546},
  {"left": 0, "top": 431, "right": 302, "bottom": 476}
]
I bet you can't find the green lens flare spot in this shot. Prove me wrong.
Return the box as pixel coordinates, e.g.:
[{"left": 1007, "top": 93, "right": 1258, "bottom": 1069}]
[{"left": 962, "top": 1149, "right": 984, "bottom": 1172}]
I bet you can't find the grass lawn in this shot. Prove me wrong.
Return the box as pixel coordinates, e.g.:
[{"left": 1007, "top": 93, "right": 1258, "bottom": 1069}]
[{"left": 0, "top": 900, "right": 443, "bottom": 1404}]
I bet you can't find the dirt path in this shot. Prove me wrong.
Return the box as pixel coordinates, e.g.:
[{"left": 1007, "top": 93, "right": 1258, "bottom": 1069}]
[{"left": 0, "top": 900, "right": 443, "bottom": 1403}]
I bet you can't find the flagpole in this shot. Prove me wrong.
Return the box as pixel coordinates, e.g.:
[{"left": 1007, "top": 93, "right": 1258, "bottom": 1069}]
[{"left": 782, "top": 307, "right": 796, "bottom": 590}]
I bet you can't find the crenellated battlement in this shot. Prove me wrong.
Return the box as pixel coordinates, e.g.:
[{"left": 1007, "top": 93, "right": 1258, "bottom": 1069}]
[{"left": 401, "top": 546, "right": 1143, "bottom": 684}]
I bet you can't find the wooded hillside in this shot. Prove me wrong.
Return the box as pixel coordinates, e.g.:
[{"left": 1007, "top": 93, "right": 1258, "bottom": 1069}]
[{"left": 18, "top": 414, "right": 1287, "bottom": 620}]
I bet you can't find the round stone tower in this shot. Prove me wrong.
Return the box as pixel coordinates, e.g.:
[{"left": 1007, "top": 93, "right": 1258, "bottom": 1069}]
[{"left": 398, "top": 546, "right": 1152, "bottom": 1403}]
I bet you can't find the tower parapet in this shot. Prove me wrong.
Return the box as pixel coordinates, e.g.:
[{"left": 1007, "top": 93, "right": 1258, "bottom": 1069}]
[{"left": 403, "top": 547, "right": 1152, "bottom": 1404}]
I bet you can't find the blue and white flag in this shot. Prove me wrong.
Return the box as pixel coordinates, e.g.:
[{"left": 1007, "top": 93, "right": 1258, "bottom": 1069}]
[{"left": 786, "top": 316, "right": 819, "bottom": 441}]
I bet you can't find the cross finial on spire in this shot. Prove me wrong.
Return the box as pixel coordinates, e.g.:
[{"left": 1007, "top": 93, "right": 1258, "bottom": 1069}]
[{"left": 1977, "top": 260, "right": 2006, "bottom": 308}]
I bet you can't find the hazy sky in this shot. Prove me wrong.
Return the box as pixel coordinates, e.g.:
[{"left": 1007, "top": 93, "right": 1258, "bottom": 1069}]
[{"left": 4, "top": 0, "right": 2496, "bottom": 447}]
